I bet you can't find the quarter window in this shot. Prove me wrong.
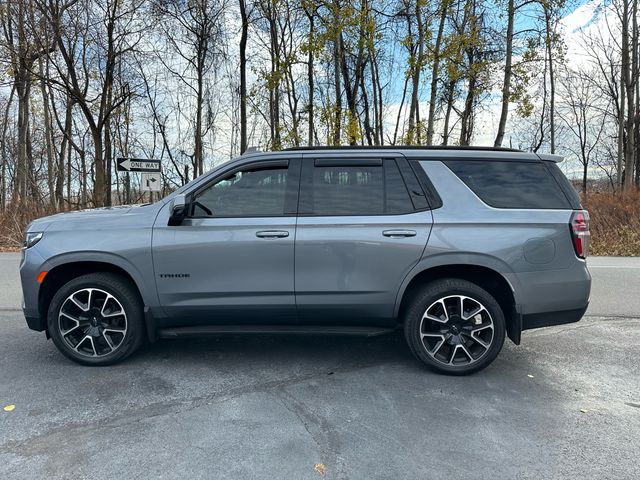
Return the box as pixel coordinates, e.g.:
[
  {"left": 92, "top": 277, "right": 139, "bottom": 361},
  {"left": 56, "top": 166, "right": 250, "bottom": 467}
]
[
  {"left": 444, "top": 160, "right": 571, "bottom": 209},
  {"left": 193, "top": 166, "right": 289, "bottom": 217}
]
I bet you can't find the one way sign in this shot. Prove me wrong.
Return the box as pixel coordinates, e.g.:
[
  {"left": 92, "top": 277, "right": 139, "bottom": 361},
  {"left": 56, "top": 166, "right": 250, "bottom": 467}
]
[{"left": 117, "top": 157, "right": 161, "bottom": 172}]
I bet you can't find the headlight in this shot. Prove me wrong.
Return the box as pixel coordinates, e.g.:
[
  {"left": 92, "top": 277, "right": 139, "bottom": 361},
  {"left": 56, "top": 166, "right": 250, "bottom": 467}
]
[{"left": 24, "top": 232, "right": 43, "bottom": 249}]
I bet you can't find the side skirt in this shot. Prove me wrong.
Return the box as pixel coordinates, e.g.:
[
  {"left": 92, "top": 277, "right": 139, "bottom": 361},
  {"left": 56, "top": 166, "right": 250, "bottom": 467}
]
[{"left": 156, "top": 325, "right": 396, "bottom": 339}]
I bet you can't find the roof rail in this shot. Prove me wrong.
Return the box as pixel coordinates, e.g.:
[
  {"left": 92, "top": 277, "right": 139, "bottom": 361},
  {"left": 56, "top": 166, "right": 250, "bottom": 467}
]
[{"left": 283, "top": 145, "right": 523, "bottom": 153}]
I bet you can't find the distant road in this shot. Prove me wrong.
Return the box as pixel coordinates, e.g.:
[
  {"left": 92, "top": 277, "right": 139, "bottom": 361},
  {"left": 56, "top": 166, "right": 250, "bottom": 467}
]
[
  {"left": 585, "top": 256, "right": 640, "bottom": 317},
  {"left": 1, "top": 253, "right": 638, "bottom": 317}
]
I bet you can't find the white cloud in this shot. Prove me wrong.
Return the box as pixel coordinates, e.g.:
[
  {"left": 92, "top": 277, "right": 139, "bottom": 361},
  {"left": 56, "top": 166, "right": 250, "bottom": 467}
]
[{"left": 560, "top": 0, "right": 600, "bottom": 34}]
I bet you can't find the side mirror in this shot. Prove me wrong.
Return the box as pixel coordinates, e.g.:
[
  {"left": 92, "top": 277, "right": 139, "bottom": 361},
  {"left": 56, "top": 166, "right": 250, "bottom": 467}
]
[{"left": 168, "top": 194, "right": 188, "bottom": 226}]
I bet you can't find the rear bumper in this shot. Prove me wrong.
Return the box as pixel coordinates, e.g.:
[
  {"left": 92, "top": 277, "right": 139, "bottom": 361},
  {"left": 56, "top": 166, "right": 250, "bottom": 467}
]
[
  {"left": 510, "top": 262, "right": 591, "bottom": 316},
  {"left": 507, "top": 261, "right": 591, "bottom": 343},
  {"left": 522, "top": 303, "right": 588, "bottom": 331}
]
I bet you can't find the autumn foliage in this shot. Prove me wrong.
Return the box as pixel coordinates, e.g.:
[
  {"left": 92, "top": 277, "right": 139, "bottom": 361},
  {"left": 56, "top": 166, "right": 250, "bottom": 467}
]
[{"left": 582, "top": 191, "right": 640, "bottom": 256}]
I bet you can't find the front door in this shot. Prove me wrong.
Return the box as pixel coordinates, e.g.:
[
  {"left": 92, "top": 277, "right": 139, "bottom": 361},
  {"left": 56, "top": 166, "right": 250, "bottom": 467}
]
[
  {"left": 152, "top": 157, "right": 301, "bottom": 325},
  {"left": 294, "top": 155, "right": 433, "bottom": 325}
]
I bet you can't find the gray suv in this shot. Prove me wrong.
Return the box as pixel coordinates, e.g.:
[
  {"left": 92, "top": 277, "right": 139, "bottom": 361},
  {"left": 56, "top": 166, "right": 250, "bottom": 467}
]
[{"left": 20, "top": 147, "right": 591, "bottom": 374}]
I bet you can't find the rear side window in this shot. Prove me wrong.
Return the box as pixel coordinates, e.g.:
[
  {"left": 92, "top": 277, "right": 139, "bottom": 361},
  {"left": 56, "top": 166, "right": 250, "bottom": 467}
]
[
  {"left": 302, "top": 160, "right": 414, "bottom": 215},
  {"left": 444, "top": 160, "right": 571, "bottom": 209}
]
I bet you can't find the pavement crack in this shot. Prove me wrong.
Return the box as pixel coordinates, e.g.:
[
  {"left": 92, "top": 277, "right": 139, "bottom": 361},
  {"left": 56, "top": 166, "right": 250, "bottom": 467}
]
[{"left": 273, "top": 388, "right": 346, "bottom": 480}]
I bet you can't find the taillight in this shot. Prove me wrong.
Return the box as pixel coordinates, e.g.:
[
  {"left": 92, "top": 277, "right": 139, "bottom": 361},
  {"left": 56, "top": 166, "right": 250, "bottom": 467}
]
[{"left": 570, "top": 210, "right": 590, "bottom": 259}]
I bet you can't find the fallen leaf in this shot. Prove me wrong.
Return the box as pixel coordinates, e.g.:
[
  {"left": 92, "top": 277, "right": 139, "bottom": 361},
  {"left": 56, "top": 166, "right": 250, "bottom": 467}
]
[
  {"left": 314, "top": 463, "right": 326, "bottom": 477},
  {"left": 3, "top": 404, "right": 15, "bottom": 412}
]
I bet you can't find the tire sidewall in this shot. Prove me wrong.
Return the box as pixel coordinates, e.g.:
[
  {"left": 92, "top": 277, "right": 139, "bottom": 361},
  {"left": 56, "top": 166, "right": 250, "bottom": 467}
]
[
  {"left": 405, "top": 279, "right": 506, "bottom": 375},
  {"left": 47, "top": 273, "right": 144, "bottom": 366}
]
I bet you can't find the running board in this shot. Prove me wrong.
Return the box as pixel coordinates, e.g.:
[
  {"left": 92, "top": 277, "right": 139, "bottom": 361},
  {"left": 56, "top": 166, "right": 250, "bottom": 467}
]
[{"left": 157, "top": 325, "right": 395, "bottom": 339}]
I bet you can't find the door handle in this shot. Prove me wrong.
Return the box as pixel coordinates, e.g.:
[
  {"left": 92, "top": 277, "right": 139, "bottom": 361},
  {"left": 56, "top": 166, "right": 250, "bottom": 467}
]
[
  {"left": 382, "top": 229, "right": 417, "bottom": 238},
  {"left": 256, "top": 230, "right": 289, "bottom": 239}
]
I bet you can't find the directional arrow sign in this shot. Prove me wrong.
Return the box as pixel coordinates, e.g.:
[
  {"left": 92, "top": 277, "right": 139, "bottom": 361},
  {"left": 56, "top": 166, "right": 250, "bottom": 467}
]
[
  {"left": 142, "top": 172, "right": 161, "bottom": 192},
  {"left": 117, "top": 157, "right": 161, "bottom": 173}
]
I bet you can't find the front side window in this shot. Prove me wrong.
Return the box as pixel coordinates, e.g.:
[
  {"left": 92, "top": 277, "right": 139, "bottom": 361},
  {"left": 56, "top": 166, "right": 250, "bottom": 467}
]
[
  {"left": 192, "top": 166, "right": 289, "bottom": 217},
  {"left": 303, "top": 160, "right": 414, "bottom": 215}
]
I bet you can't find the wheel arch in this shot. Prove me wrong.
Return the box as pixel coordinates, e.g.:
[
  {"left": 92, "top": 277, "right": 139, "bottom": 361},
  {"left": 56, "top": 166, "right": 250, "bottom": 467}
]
[
  {"left": 395, "top": 257, "right": 521, "bottom": 344},
  {"left": 38, "top": 254, "right": 151, "bottom": 328}
]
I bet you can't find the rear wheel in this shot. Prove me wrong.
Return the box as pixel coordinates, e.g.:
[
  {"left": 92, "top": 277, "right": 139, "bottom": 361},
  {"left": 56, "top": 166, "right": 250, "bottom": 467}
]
[
  {"left": 404, "top": 278, "right": 506, "bottom": 375},
  {"left": 47, "top": 273, "right": 144, "bottom": 366}
]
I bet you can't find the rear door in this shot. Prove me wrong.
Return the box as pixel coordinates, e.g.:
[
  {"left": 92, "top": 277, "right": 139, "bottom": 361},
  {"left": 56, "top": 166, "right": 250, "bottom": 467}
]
[{"left": 294, "top": 154, "right": 433, "bottom": 325}]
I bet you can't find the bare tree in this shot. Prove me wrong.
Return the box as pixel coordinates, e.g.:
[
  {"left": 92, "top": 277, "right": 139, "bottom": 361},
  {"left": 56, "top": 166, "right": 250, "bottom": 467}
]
[
  {"left": 558, "top": 67, "right": 608, "bottom": 196},
  {"left": 152, "top": 0, "right": 227, "bottom": 177}
]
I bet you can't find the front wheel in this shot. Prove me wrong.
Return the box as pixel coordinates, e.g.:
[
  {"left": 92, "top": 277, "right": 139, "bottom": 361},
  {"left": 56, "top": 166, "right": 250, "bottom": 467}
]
[
  {"left": 47, "top": 273, "right": 145, "bottom": 366},
  {"left": 404, "top": 278, "right": 506, "bottom": 375}
]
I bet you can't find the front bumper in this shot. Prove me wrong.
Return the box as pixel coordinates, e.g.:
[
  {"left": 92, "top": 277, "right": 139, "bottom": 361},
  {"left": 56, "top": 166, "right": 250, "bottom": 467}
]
[{"left": 20, "top": 245, "right": 49, "bottom": 322}]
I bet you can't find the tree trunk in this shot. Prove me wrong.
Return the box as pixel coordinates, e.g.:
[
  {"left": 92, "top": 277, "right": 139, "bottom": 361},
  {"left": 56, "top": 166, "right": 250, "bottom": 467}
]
[
  {"left": 66, "top": 136, "right": 72, "bottom": 204},
  {"left": 393, "top": 75, "right": 410, "bottom": 145},
  {"left": 442, "top": 80, "right": 456, "bottom": 146},
  {"left": 426, "top": 1, "right": 449, "bottom": 145},
  {"left": 195, "top": 62, "right": 204, "bottom": 177},
  {"left": 0, "top": 85, "right": 14, "bottom": 212},
  {"left": 81, "top": 150, "right": 87, "bottom": 206},
  {"left": 92, "top": 131, "right": 106, "bottom": 207},
  {"left": 239, "top": 0, "right": 248, "bottom": 154},
  {"left": 622, "top": 0, "right": 635, "bottom": 190},
  {"left": 370, "top": 50, "right": 383, "bottom": 144},
  {"left": 630, "top": 0, "right": 638, "bottom": 188},
  {"left": 619, "top": 56, "right": 626, "bottom": 187},
  {"left": 407, "top": 1, "right": 425, "bottom": 144},
  {"left": 460, "top": 74, "right": 476, "bottom": 146},
  {"left": 332, "top": 7, "right": 342, "bottom": 145},
  {"left": 340, "top": 21, "right": 366, "bottom": 146},
  {"left": 55, "top": 97, "right": 73, "bottom": 208},
  {"left": 636, "top": 51, "right": 640, "bottom": 187},
  {"left": 38, "top": 57, "right": 56, "bottom": 207},
  {"left": 14, "top": 78, "right": 31, "bottom": 202},
  {"left": 360, "top": 74, "right": 373, "bottom": 145},
  {"left": 305, "top": 7, "right": 315, "bottom": 146},
  {"left": 268, "top": 11, "right": 281, "bottom": 149},
  {"left": 494, "top": 0, "right": 514, "bottom": 147},
  {"left": 104, "top": 116, "right": 112, "bottom": 206},
  {"left": 544, "top": 6, "right": 556, "bottom": 153}
]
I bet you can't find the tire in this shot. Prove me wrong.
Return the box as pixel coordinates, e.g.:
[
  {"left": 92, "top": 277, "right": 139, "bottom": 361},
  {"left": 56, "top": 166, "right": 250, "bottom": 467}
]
[
  {"left": 47, "top": 273, "right": 145, "bottom": 366},
  {"left": 404, "top": 278, "right": 506, "bottom": 375}
]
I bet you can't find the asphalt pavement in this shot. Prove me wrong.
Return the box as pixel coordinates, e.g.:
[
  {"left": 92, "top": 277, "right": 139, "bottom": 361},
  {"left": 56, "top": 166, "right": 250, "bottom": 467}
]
[{"left": 1, "top": 253, "right": 638, "bottom": 479}]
